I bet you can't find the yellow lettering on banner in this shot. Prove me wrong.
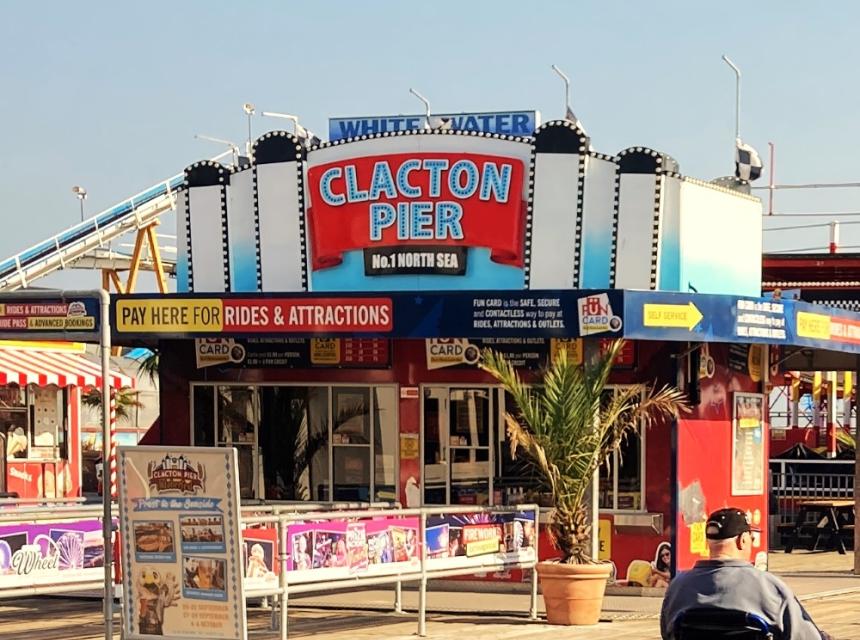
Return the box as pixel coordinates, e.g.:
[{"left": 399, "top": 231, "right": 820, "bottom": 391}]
[
  {"left": 310, "top": 338, "right": 340, "bottom": 364},
  {"left": 465, "top": 538, "right": 501, "bottom": 557},
  {"left": 27, "top": 317, "right": 64, "bottom": 329},
  {"left": 598, "top": 518, "right": 611, "bottom": 561},
  {"left": 796, "top": 311, "right": 831, "bottom": 340},
  {"left": 643, "top": 302, "right": 703, "bottom": 331},
  {"left": 690, "top": 521, "right": 706, "bottom": 555},
  {"left": 116, "top": 299, "right": 223, "bottom": 332},
  {"left": 550, "top": 338, "right": 583, "bottom": 365}
]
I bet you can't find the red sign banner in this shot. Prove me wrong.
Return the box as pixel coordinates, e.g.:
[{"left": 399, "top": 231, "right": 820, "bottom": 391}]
[
  {"left": 221, "top": 298, "right": 393, "bottom": 333},
  {"left": 307, "top": 152, "right": 525, "bottom": 271}
]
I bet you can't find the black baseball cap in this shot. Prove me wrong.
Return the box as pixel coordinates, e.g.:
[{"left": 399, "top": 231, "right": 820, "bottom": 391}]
[{"left": 705, "top": 508, "right": 753, "bottom": 540}]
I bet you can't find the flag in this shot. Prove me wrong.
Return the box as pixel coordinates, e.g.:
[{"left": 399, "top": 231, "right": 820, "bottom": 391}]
[{"left": 735, "top": 138, "right": 763, "bottom": 181}]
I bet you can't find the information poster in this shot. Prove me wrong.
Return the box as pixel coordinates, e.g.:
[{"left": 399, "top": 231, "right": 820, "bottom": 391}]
[
  {"left": 732, "top": 393, "right": 765, "bottom": 496},
  {"left": 118, "top": 446, "right": 246, "bottom": 639}
]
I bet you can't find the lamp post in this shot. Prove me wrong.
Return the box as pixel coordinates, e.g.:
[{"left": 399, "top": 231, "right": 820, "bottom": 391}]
[
  {"left": 194, "top": 134, "right": 241, "bottom": 166},
  {"left": 722, "top": 55, "right": 742, "bottom": 141},
  {"left": 72, "top": 186, "right": 87, "bottom": 222},
  {"left": 551, "top": 64, "right": 572, "bottom": 117},
  {"left": 261, "top": 110, "right": 301, "bottom": 134},
  {"left": 409, "top": 88, "right": 432, "bottom": 129},
  {"left": 242, "top": 103, "right": 255, "bottom": 158}
]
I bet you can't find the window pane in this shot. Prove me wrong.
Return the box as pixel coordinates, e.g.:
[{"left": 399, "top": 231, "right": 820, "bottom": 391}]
[
  {"left": 333, "top": 388, "right": 370, "bottom": 444},
  {"left": 373, "top": 387, "right": 397, "bottom": 502},
  {"left": 193, "top": 386, "right": 215, "bottom": 446},
  {"left": 451, "top": 448, "right": 490, "bottom": 505},
  {"left": 616, "top": 432, "right": 642, "bottom": 510},
  {"left": 259, "top": 386, "right": 328, "bottom": 501},
  {"left": 598, "top": 455, "right": 615, "bottom": 510},
  {"left": 0, "top": 386, "right": 26, "bottom": 408},
  {"left": 333, "top": 447, "right": 370, "bottom": 501},
  {"left": 217, "top": 387, "right": 258, "bottom": 444},
  {"left": 2, "top": 411, "right": 29, "bottom": 459},
  {"left": 449, "top": 388, "right": 490, "bottom": 447},
  {"left": 423, "top": 389, "right": 446, "bottom": 505}
]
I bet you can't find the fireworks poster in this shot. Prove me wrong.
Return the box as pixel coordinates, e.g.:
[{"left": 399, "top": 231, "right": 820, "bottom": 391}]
[
  {"left": 118, "top": 446, "right": 246, "bottom": 639},
  {"left": 0, "top": 518, "right": 106, "bottom": 592},
  {"left": 425, "top": 511, "right": 537, "bottom": 571}
]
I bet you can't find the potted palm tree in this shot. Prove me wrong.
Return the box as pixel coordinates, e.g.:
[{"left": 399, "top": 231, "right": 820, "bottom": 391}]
[{"left": 480, "top": 339, "right": 687, "bottom": 625}]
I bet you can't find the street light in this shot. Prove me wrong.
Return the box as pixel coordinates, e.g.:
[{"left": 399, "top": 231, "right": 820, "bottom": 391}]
[
  {"left": 260, "top": 111, "right": 319, "bottom": 146},
  {"left": 194, "top": 134, "right": 241, "bottom": 166},
  {"left": 722, "top": 55, "right": 742, "bottom": 141},
  {"left": 72, "top": 186, "right": 87, "bottom": 222},
  {"left": 409, "top": 88, "right": 432, "bottom": 129},
  {"left": 242, "top": 103, "right": 255, "bottom": 158}
]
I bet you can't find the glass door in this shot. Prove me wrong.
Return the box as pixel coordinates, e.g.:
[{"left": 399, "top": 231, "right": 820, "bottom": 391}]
[
  {"left": 217, "top": 386, "right": 259, "bottom": 499},
  {"left": 422, "top": 386, "right": 495, "bottom": 506}
]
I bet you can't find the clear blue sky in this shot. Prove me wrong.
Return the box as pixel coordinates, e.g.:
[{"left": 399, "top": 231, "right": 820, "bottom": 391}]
[{"left": 1, "top": 1, "right": 858, "bottom": 289}]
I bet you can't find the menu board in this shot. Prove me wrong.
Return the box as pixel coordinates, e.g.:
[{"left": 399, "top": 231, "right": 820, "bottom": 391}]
[
  {"left": 732, "top": 393, "right": 765, "bottom": 496},
  {"left": 118, "top": 446, "right": 246, "bottom": 640},
  {"left": 195, "top": 337, "right": 390, "bottom": 369}
]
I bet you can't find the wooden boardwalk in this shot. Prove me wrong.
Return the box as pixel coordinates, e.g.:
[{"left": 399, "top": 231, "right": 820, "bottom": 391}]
[{"left": 1, "top": 590, "right": 859, "bottom": 640}]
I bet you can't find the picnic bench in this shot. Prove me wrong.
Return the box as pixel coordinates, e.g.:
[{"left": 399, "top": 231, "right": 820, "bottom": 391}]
[{"left": 783, "top": 499, "right": 855, "bottom": 554}]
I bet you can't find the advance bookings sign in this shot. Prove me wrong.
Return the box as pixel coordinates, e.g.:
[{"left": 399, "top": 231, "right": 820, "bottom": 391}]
[
  {"left": 118, "top": 446, "right": 246, "bottom": 640},
  {"left": 305, "top": 137, "right": 532, "bottom": 291}
]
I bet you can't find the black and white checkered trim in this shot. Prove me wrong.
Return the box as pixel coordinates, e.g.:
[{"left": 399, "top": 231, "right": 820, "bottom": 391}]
[
  {"left": 252, "top": 131, "right": 308, "bottom": 290},
  {"left": 530, "top": 120, "right": 589, "bottom": 287},
  {"left": 184, "top": 160, "right": 229, "bottom": 291},
  {"left": 307, "top": 127, "right": 530, "bottom": 151},
  {"left": 615, "top": 147, "right": 680, "bottom": 290}
]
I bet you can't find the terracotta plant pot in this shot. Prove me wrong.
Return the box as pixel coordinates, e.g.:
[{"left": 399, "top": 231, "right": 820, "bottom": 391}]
[{"left": 536, "top": 561, "right": 612, "bottom": 625}]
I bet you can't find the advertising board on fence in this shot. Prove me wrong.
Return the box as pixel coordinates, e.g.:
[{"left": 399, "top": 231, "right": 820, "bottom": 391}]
[
  {"left": 0, "top": 518, "right": 106, "bottom": 592},
  {"left": 285, "top": 515, "right": 420, "bottom": 584},
  {"left": 118, "top": 446, "right": 246, "bottom": 639},
  {"left": 424, "top": 511, "right": 537, "bottom": 571}
]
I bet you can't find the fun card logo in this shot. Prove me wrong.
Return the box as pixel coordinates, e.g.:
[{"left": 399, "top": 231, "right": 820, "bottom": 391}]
[
  {"left": 147, "top": 454, "right": 206, "bottom": 495},
  {"left": 578, "top": 294, "right": 622, "bottom": 336},
  {"left": 195, "top": 338, "right": 246, "bottom": 369},
  {"left": 425, "top": 339, "right": 481, "bottom": 369}
]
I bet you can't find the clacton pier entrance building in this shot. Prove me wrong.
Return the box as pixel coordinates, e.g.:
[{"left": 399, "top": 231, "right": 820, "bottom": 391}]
[{"left": 110, "top": 118, "right": 860, "bottom": 583}]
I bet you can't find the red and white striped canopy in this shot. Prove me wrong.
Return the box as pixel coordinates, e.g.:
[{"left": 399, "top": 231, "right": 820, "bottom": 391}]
[{"left": 0, "top": 348, "right": 134, "bottom": 389}]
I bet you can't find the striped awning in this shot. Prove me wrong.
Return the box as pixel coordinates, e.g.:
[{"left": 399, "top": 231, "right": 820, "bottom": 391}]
[{"left": 0, "top": 348, "right": 134, "bottom": 388}]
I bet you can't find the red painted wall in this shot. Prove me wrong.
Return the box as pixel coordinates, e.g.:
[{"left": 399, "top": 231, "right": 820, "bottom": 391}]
[{"left": 675, "top": 343, "right": 769, "bottom": 572}]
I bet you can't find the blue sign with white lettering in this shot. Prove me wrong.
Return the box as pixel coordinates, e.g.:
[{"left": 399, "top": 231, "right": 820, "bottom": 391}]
[{"left": 328, "top": 111, "right": 540, "bottom": 141}]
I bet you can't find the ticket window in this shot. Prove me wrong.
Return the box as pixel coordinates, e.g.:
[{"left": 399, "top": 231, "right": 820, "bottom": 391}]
[{"left": 423, "top": 386, "right": 495, "bottom": 506}]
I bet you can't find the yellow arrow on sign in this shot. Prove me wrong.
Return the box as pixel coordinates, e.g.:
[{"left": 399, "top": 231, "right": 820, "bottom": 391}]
[{"left": 643, "top": 302, "right": 703, "bottom": 331}]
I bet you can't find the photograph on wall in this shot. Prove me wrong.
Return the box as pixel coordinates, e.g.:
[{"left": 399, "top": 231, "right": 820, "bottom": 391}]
[
  {"left": 732, "top": 393, "right": 765, "bottom": 496},
  {"left": 179, "top": 514, "right": 226, "bottom": 553},
  {"left": 242, "top": 528, "right": 278, "bottom": 590},
  {"left": 133, "top": 520, "right": 176, "bottom": 562},
  {"left": 182, "top": 556, "right": 228, "bottom": 601}
]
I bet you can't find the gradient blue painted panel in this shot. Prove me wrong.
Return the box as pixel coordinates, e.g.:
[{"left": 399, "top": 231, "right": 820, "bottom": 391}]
[
  {"left": 308, "top": 248, "right": 525, "bottom": 291},
  {"left": 658, "top": 225, "right": 681, "bottom": 291},
  {"left": 230, "top": 244, "right": 258, "bottom": 292},
  {"left": 176, "top": 243, "right": 190, "bottom": 292},
  {"left": 680, "top": 256, "right": 760, "bottom": 297},
  {"left": 580, "top": 226, "right": 613, "bottom": 288}
]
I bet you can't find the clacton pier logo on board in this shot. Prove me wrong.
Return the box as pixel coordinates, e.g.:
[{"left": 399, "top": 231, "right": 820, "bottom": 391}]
[
  {"left": 577, "top": 294, "right": 622, "bottom": 336},
  {"left": 147, "top": 454, "right": 206, "bottom": 495}
]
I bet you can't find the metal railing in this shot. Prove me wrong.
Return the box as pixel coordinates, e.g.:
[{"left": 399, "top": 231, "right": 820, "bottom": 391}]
[
  {"left": 241, "top": 504, "right": 540, "bottom": 639},
  {"left": 769, "top": 460, "right": 855, "bottom": 548}
]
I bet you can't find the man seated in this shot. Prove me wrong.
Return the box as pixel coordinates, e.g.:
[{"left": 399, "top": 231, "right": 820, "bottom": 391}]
[{"left": 661, "top": 508, "right": 832, "bottom": 640}]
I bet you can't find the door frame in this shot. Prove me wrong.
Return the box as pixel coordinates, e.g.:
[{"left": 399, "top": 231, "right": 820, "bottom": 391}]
[{"left": 419, "top": 383, "right": 500, "bottom": 506}]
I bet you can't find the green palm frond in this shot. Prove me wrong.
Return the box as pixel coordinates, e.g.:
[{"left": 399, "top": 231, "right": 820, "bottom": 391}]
[
  {"left": 480, "top": 339, "right": 687, "bottom": 564},
  {"left": 80, "top": 387, "right": 143, "bottom": 423}
]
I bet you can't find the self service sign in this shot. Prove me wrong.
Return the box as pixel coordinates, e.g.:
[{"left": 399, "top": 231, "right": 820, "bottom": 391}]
[{"left": 305, "top": 135, "right": 533, "bottom": 291}]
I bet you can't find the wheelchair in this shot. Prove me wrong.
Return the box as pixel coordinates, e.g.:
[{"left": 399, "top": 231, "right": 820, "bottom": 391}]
[{"left": 672, "top": 608, "right": 779, "bottom": 639}]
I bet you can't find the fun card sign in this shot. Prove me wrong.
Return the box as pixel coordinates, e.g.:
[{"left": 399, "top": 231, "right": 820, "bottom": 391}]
[{"left": 118, "top": 446, "right": 246, "bottom": 640}]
